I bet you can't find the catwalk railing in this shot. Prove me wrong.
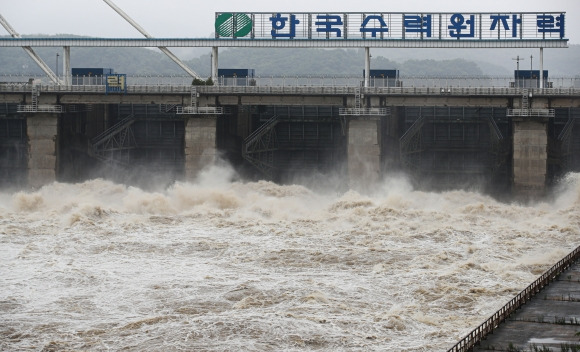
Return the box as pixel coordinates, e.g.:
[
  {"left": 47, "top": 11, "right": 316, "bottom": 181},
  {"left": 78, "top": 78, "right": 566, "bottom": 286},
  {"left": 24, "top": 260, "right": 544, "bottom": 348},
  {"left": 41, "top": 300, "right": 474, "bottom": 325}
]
[
  {"left": 1, "top": 74, "right": 579, "bottom": 89},
  {"left": 1, "top": 83, "right": 580, "bottom": 97},
  {"left": 447, "top": 245, "right": 580, "bottom": 352}
]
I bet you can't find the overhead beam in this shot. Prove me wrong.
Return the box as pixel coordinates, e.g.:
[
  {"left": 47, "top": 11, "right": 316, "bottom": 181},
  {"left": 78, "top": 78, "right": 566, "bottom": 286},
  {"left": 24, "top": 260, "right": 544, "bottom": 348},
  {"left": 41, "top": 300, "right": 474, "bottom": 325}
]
[
  {"left": 0, "top": 37, "right": 568, "bottom": 49},
  {"left": 102, "top": 0, "right": 202, "bottom": 80},
  {"left": 211, "top": 47, "right": 218, "bottom": 84},
  {"left": 0, "top": 13, "right": 60, "bottom": 84}
]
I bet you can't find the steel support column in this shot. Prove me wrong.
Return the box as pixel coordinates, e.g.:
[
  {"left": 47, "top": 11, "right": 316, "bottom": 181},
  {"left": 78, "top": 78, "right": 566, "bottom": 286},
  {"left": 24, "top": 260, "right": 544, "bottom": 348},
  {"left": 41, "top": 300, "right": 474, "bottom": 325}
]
[
  {"left": 62, "top": 46, "right": 71, "bottom": 86},
  {"left": 540, "top": 47, "right": 544, "bottom": 89},
  {"left": 0, "top": 14, "right": 59, "bottom": 84},
  {"left": 102, "top": 0, "right": 202, "bottom": 80},
  {"left": 364, "top": 47, "right": 370, "bottom": 88},
  {"left": 212, "top": 46, "right": 218, "bottom": 85}
]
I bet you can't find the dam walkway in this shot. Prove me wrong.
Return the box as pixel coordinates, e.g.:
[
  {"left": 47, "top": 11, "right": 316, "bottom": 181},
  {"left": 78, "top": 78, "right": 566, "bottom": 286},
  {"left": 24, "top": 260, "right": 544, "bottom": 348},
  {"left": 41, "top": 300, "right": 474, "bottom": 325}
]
[{"left": 449, "top": 247, "right": 580, "bottom": 352}]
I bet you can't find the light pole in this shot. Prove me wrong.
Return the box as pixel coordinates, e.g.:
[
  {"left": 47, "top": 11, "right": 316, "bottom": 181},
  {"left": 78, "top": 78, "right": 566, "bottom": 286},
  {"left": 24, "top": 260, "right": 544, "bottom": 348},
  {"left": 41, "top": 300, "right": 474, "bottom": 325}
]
[
  {"left": 530, "top": 55, "right": 535, "bottom": 88},
  {"left": 56, "top": 53, "right": 59, "bottom": 78},
  {"left": 512, "top": 55, "right": 525, "bottom": 88}
]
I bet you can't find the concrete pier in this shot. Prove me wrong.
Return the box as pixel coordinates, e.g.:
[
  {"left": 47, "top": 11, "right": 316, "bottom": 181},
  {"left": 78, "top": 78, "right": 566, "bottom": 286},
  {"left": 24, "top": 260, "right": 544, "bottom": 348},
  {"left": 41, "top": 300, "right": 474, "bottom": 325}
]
[
  {"left": 27, "top": 114, "right": 58, "bottom": 188},
  {"left": 512, "top": 119, "right": 548, "bottom": 198},
  {"left": 347, "top": 118, "right": 381, "bottom": 192},
  {"left": 184, "top": 116, "right": 217, "bottom": 180}
]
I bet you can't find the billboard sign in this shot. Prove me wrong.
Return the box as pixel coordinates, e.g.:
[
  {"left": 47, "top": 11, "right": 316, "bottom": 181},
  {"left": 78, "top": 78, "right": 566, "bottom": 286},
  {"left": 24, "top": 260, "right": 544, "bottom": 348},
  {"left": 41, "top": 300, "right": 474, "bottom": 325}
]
[
  {"left": 105, "top": 74, "right": 127, "bottom": 94},
  {"left": 215, "top": 12, "right": 565, "bottom": 41}
]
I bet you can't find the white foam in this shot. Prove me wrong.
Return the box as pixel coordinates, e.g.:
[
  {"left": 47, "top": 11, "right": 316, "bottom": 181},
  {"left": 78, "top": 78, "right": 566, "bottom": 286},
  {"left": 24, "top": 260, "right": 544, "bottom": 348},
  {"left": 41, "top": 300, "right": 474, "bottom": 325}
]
[{"left": 1, "top": 169, "right": 579, "bottom": 351}]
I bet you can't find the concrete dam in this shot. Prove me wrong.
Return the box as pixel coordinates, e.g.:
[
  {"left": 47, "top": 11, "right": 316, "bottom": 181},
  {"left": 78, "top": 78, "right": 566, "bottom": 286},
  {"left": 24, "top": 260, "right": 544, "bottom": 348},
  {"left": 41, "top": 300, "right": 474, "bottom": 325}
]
[{"left": 1, "top": 82, "right": 579, "bottom": 199}]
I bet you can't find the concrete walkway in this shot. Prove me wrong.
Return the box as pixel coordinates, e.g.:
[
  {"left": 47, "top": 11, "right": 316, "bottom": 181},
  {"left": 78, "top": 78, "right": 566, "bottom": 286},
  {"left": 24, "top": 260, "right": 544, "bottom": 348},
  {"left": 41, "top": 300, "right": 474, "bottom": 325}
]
[{"left": 473, "top": 262, "right": 580, "bottom": 351}]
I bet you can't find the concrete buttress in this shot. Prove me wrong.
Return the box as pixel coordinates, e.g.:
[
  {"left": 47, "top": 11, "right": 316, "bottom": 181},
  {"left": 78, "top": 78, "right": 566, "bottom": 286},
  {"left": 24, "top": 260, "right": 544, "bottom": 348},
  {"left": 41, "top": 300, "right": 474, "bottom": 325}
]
[
  {"left": 184, "top": 116, "right": 217, "bottom": 180},
  {"left": 27, "top": 114, "right": 58, "bottom": 188},
  {"left": 347, "top": 118, "right": 381, "bottom": 192},
  {"left": 512, "top": 119, "right": 548, "bottom": 198}
]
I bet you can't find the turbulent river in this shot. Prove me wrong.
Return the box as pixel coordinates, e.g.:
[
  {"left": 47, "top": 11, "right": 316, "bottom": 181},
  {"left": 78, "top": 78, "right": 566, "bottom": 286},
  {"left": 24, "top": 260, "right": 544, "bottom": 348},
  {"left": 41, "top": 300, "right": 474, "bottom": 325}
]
[{"left": 1, "top": 166, "right": 579, "bottom": 351}]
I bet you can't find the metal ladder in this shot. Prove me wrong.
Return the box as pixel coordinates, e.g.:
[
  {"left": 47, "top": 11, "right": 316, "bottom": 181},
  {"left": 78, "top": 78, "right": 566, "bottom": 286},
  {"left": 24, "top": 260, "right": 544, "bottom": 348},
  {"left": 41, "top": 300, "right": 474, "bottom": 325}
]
[
  {"left": 521, "top": 89, "right": 529, "bottom": 110},
  {"left": 31, "top": 84, "right": 39, "bottom": 111},
  {"left": 354, "top": 87, "right": 362, "bottom": 109},
  {"left": 191, "top": 86, "right": 198, "bottom": 109}
]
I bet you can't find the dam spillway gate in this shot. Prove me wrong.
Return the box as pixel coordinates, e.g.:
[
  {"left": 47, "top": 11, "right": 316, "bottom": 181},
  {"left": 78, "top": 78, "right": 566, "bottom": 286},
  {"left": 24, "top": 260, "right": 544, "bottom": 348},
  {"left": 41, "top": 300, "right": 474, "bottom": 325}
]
[{"left": 2, "top": 98, "right": 580, "bottom": 196}]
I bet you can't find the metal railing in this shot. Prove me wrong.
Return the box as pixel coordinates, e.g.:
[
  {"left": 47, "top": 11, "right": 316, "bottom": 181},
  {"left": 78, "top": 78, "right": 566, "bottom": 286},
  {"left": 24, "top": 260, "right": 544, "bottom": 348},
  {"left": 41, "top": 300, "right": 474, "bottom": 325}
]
[
  {"left": 1, "top": 76, "right": 580, "bottom": 98},
  {"left": 447, "top": 245, "right": 580, "bottom": 352},
  {"left": 339, "top": 107, "right": 390, "bottom": 116},
  {"left": 2, "top": 74, "right": 579, "bottom": 89},
  {"left": 507, "top": 108, "right": 556, "bottom": 117},
  {"left": 175, "top": 106, "right": 224, "bottom": 114},
  {"left": 199, "top": 85, "right": 580, "bottom": 96},
  {"left": 16, "top": 104, "right": 63, "bottom": 113},
  {"left": 0, "top": 83, "right": 193, "bottom": 94}
]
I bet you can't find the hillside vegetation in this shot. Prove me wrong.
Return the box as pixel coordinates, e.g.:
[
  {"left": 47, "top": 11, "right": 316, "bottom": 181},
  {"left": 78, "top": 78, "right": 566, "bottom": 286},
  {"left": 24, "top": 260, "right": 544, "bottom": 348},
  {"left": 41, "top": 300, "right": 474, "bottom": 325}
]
[{"left": 1, "top": 35, "right": 578, "bottom": 78}]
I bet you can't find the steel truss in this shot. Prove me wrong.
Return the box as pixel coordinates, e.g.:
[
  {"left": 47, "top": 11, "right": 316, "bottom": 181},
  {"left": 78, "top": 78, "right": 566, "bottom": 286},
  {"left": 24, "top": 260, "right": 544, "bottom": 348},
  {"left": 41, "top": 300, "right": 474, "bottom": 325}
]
[
  {"left": 90, "top": 114, "right": 137, "bottom": 167},
  {"left": 558, "top": 116, "right": 576, "bottom": 171},
  {"left": 242, "top": 115, "right": 279, "bottom": 178},
  {"left": 400, "top": 114, "right": 425, "bottom": 174}
]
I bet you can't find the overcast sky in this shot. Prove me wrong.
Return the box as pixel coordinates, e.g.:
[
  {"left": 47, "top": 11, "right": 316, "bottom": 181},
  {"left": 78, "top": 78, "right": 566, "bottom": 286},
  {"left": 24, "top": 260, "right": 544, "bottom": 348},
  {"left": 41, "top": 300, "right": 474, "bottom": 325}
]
[{"left": 1, "top": 0, "right": 579, "bottom": 43}]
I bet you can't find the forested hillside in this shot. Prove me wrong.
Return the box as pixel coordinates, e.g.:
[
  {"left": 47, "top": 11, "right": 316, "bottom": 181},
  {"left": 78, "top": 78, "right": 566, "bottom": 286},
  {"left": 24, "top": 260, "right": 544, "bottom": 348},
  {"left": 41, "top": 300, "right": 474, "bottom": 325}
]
[{"left": 1, "top": 35, "right": 578, "bottom": 78}]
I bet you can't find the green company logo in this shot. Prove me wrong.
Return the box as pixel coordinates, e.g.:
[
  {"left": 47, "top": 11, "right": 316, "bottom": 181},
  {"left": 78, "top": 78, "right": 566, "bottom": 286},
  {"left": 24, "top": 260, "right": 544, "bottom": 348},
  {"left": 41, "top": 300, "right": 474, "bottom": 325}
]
[{"left": 215, "top": 13, "right": 252, "bottom": 37}]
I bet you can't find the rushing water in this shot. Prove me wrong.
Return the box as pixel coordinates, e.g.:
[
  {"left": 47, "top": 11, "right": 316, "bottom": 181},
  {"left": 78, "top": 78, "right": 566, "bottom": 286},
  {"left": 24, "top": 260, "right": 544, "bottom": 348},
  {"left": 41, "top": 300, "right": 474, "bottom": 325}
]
[{"left": 1, "top": 166, "right": 579, "bottom": 351}]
